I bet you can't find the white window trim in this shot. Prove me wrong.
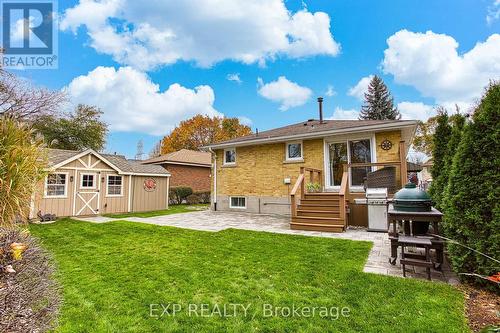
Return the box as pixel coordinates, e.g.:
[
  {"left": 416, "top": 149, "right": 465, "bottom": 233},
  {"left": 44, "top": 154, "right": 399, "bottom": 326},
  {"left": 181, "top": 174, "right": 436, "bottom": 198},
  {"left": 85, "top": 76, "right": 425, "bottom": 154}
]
[
  {"left": 285, "top": 141, "right": 304, "bottom": 161},
  {"left": 324, "top": 134, "right": 377, "bottom": 191},
  {"left": 106, "top": 174, "right": 124, "bottom": 197},
  {"left": 44, "top": 172, "right": 69, "bottom": 198},
  {"left": 229, "top": 196, "right": 246, "bottom": 209},
  {"left": 223, "top": 148, "right": 236, "bottom": 165},
  {"left": 80, "top": 172, "right": 97, "bottom": 189}
]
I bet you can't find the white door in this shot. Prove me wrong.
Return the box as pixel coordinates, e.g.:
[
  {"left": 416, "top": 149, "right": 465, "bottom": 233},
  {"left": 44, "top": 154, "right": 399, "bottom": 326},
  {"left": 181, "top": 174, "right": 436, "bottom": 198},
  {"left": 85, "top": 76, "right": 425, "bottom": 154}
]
[{"left": 75, "top": 172, "right": 100, "bottom": 215}]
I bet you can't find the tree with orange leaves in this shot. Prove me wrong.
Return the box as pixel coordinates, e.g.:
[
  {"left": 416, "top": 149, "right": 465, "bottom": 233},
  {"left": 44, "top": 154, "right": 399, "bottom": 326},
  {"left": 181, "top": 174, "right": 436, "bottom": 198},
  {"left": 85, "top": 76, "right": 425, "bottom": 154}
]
[{"left": 161, "top": 115, "right": 252, "bottom": 154}]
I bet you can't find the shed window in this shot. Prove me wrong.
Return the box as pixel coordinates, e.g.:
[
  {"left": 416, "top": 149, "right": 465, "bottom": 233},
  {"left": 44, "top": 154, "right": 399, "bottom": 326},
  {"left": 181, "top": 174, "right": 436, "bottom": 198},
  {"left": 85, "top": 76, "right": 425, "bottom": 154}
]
[
  {"left": 224, "top": 148, "right": 236, "bottom": 165},
  {"left": 45, "top": 173, "right": 67, "bottom": 197},
  {"left": 81, "top": 174, "right": 95, "bottom": 188},
  {"left": 107, "top": 175, "right": 123, "bottom": 196},
  {"left": 230, "top": 196, "right": 246, "bottom": 209}
]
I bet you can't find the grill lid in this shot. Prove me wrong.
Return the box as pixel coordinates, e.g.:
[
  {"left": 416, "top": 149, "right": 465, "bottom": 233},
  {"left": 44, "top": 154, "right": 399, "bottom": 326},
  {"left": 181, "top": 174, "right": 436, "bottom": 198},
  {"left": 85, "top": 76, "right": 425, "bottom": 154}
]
[{"left": 393, "top": 183, "right": 432, "bottom": 212}]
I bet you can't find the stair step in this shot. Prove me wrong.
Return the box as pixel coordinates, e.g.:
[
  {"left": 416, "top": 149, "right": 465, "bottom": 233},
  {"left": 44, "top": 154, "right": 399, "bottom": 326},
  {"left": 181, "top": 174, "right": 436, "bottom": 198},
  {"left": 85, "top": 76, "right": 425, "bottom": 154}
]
[
  {"left": 290, "top": 222, "right": 345, "bottom": 233},
  {"left": 291, "top": 216, "right": 344, "bottom": 225},
  {"left": 304, "top": 193, "right": 341, "bottom": 200},
  {"left": 300, "top": 198, "right": 340, "bottom": 205},
  {"left": 296, "top": 210, "right": 340, "bottom": 218},
  {"left": 297, "top": 204, "right": 340, "bottom": 212}
]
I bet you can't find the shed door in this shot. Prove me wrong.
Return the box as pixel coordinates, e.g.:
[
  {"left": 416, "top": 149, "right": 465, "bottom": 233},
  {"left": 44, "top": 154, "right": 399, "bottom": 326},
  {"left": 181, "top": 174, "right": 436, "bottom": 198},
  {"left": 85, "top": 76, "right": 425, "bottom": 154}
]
[{"left": 75, "top": 172, "right": 100, "bottom": 215}]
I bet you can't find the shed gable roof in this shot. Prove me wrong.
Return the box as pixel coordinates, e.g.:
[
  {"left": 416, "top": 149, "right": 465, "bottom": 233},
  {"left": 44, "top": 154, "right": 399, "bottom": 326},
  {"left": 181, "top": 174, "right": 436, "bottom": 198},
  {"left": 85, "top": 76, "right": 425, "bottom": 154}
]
[{"left": 46, "top": 149, "right": 170, "bottom": 176}]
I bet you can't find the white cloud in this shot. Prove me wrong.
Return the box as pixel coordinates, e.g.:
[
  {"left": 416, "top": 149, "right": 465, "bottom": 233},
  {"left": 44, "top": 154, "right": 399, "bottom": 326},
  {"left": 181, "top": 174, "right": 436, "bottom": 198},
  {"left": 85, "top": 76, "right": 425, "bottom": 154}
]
[
  {"left": 487, "top": 0, "right": 500, "bottom": 25},
  {"left": 382, "top": 30, "right": 500, "bottom": 107},
  {"left": 257, "top": 76, "right": 312, "bottom": 111},
  {"left": 397, "top": 102, "right": 436, "bottom": 121},
  {"left": 61, "top": 0, "right": 340, "bottom": 70},
  {"left": 237, "top": 116, "right": 252, "bottom": 126},
  {"left": 325, "top": 85, "right": 336, "bottom": 97},
  {"left": 327, "top": 107, "right": 359, "bottom": 120},
  {"left": 348, "top": 75, "right": 373, "bottom": 100},
  {"left": 65, "top": 66, "right": 220, "bottom": 136},
  {"left": 226, "top": 73, "right": 242, "bottom": 84}
]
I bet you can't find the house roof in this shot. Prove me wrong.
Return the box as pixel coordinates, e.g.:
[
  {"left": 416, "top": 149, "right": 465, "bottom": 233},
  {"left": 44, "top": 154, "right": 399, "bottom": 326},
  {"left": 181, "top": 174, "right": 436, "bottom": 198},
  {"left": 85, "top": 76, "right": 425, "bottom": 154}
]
[
  {"left": 46, "top": 149, "right": 170, "bottom": 176},
  {"left": 204, "top": 119, "right": 418, "bottom": 149},
  {"left": 142, "top": 149, "right": 211, "bottom": 167}
]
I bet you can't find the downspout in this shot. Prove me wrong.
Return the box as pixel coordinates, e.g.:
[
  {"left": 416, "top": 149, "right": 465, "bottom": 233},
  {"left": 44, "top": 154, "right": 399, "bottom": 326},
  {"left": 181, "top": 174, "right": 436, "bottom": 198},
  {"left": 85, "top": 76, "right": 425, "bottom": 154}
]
[{"left": 208, "top": 147, "right": 217, "bottom": 211}]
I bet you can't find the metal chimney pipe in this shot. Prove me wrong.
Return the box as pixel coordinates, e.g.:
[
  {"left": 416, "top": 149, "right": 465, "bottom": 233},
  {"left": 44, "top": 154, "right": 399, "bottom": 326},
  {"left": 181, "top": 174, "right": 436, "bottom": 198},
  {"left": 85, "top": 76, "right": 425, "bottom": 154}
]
[{"left": 317, "top": 97, "right": 324, "bottom": 123}]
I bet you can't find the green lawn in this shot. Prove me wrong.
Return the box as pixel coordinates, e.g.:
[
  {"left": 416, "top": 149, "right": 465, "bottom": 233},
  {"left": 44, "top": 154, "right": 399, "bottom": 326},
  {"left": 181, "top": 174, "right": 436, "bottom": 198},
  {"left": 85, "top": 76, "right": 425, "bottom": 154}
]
[
  {"left": 102, "top": 204, "right": 209, "bottom": 218},
  {"left": 30, "top": 220, "right": 468, "bottom": 332}
]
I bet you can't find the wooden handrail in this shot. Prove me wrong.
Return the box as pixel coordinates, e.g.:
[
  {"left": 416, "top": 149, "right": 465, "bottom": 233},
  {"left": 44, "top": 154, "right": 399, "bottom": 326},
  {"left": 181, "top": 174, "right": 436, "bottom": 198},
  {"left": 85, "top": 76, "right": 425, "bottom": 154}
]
[{"left": 290, "top": 173, "right": 305, "bottom": 218}]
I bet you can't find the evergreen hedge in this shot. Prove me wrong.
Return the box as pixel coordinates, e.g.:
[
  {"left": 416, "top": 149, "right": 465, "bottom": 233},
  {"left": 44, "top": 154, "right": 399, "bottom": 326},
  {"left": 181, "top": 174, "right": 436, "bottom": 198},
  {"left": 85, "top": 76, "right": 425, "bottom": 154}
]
[
  {"left": 442, "top": 83, "right": 500, "bottom": 284},
  {"left": 428, "top": 110, "right": 452, "bottom": 209}
]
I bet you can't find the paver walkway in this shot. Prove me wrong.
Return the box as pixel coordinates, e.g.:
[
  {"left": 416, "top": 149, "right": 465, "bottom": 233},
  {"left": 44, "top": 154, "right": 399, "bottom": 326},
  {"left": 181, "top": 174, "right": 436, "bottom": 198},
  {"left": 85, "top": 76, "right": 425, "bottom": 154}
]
[{"left": 75, "top": 210, "right": 458, "bottom": 284}]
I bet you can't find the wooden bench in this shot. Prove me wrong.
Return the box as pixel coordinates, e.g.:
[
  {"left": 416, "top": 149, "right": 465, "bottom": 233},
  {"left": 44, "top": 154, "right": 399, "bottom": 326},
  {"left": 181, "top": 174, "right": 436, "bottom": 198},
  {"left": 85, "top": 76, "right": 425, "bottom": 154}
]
[{"left": 398, "top": 236, "right": 433, "bottom": 280}]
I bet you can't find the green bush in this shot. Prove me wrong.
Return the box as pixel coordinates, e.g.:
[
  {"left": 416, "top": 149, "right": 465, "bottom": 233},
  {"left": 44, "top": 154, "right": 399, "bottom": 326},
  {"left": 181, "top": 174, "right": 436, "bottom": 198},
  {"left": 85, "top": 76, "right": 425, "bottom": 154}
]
[
  {"left": 428, "top": 110, "right": 452, "bottom": 209},
  {"left": 186, "top": 194, "right": 201, "bottom": 205},
  {"left": 169, "top": 186, "right": 193, "bottom": 204},
  {"left": 442, "top": 82, "right": 500, "bottom": 286},
  {"left": 196, "top": 191, "right": 211, "bottom": 204}
]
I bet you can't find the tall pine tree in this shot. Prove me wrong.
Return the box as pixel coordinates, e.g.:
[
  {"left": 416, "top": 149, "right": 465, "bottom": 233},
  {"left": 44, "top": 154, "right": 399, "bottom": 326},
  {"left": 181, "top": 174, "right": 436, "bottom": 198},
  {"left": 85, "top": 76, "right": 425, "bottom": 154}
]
[{"left": 359, "top": 75, "right": 401, "bottom": 120}]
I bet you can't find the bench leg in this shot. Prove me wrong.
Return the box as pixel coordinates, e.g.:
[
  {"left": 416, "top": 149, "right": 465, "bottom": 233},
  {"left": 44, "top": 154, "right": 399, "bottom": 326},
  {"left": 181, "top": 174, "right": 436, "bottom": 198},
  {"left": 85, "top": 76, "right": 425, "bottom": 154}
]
[
  {"left": 401, "top": 245, "right": 406, "bottom": 277},
  {"left": 425, "top": 246, "right": 431, "bottom": 281}
]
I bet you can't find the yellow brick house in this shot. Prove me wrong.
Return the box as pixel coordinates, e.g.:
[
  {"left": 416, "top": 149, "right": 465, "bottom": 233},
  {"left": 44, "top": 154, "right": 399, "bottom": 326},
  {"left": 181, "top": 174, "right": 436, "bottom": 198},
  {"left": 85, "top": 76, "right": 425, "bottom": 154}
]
[{"left": 205, "top": 108, "right": 417, "bottom": 232}]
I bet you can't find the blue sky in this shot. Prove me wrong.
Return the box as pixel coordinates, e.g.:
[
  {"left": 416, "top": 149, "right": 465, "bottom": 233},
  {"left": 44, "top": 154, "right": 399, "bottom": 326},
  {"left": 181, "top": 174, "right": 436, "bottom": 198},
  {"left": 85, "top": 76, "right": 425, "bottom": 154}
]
[{"left": 12, "top": 0, "right": 500, "bottom": 158}]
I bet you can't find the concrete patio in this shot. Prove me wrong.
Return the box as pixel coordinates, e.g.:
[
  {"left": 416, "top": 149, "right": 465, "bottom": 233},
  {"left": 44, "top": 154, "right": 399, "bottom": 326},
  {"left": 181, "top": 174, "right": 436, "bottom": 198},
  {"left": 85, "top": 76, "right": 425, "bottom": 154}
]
[{"left": 74, "top": 210, "right": 458, "bottom": 284}]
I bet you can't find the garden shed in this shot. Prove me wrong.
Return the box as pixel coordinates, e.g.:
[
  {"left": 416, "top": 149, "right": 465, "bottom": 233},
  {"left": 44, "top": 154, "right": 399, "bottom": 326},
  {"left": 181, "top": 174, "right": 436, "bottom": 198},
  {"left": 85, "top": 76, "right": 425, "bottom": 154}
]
[{"left": 32, "top": 148, "right": 170, "bottom": 217}]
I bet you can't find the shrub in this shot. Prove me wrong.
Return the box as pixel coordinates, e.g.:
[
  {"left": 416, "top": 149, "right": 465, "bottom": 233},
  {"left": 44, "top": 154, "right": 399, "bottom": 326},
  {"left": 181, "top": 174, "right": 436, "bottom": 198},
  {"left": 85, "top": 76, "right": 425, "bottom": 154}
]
[
  {"left": 0, "top": 227, "right": 60, "bottom": 332},
  {"left": 428, "top": 109, "right": 452, "bottom": 209},
  {"left": 0, "top": 117, "right": 47, "bottom": 225},
  {"left": 442, "top": 82, "right": 500, "bottom": 286},
  {"left": 196, "top": 191, "right": 211, "bottom": 204},
  {"left": 186, "top": 194, "right": 201, "bottom": 205},
  {"left": 169, "top": 186, "right": 193, "bottom": 204},
  {"left": 306, "top": 182, "right": 321, "bottom": 193}
]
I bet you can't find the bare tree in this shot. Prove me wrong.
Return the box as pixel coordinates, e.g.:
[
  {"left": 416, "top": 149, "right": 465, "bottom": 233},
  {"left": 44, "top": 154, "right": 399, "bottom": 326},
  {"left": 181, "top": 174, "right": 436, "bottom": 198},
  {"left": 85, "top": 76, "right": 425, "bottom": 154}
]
[
  {"left": 0, "top": 70, "right": 66, "bottom": 120},
  {"left": 149, "top": 140, "right": 162, "bottom": 158}
]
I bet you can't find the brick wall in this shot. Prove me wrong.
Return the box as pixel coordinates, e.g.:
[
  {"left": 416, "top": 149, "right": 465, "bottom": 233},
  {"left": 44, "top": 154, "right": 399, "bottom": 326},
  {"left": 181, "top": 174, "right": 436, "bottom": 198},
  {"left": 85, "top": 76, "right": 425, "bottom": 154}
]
[
  {"left": 165, "top": 164, "right": 211, "bottom": 192},
  {"left": 375, "top": 130, "right": 402, "bottom": 163},
  {"left": 215, "top": 139, "right": 324, "bottom": 197}
]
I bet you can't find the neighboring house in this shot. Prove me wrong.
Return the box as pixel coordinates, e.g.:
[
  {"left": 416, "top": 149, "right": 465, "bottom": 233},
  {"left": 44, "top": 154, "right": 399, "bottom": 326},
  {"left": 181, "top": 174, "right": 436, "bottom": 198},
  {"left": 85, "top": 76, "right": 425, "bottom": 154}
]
[
  {"left": 205, "top": 106, "right": 418, "bottom": 232},
  {"left": 142, "top": 149, "right": 211, "bottom": 192},
  {"left": 418, "top": 158, "right": 433, "bottom": 191},
  {"left": 33, "top": 148, "right": 170, "bottom": 218}
]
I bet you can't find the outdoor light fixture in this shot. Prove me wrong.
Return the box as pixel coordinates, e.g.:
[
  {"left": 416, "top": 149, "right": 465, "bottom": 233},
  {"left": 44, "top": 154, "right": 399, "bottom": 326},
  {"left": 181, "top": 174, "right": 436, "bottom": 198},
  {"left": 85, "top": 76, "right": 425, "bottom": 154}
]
[{"left": 70, "top": 176, "right": 74, "bottom": 182}]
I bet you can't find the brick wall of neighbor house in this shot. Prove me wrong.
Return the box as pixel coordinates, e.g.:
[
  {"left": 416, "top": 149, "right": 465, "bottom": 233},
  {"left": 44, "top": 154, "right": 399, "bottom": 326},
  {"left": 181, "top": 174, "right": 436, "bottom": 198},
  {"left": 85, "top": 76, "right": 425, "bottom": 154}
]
[{"left": 166, "top": 164, "right": 211, "bottom": 192}]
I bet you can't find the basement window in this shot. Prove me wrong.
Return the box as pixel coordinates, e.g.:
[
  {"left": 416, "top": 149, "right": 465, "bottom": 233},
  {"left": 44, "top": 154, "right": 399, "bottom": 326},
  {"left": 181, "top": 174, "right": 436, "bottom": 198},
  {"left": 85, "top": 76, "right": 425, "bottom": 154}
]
[{"left": 229, "top": 196, "right": 246, "bottom": 209}]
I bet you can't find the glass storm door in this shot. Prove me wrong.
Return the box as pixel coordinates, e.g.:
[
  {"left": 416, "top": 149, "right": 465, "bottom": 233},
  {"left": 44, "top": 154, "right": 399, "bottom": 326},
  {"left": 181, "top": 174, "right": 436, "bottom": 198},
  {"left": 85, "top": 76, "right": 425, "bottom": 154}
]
[{"left": 328, "top": 142, "right": 348, "bottom": 187}]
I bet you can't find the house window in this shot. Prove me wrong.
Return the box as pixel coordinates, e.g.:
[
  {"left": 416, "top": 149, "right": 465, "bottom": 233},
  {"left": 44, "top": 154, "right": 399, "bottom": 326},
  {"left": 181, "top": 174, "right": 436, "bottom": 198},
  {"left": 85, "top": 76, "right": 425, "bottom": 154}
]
[
  {"left": 230, "top": 196, "right": 246, "bottom": 209},
  {"left": 107, "top": 175, "right": 123, "bottom": 196},
  {"left": 286, "top": 142, "right": 303, "bottom": 160},
  {"left": 45, "top": 173, "right": 67, "bottom": 197},
  {"left": 224, "top": 148, "right": 236, "bottom": 165},
  {"left": 80, "top": 173, "right": 96, "bottom": 189}
]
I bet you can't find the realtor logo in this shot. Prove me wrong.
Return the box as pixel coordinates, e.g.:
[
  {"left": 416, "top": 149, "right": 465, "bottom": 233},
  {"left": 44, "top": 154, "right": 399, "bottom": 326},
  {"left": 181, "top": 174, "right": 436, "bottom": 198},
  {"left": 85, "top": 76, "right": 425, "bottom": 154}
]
[{"left": 1, "top": 0, "right": 58, "bottom": 68}]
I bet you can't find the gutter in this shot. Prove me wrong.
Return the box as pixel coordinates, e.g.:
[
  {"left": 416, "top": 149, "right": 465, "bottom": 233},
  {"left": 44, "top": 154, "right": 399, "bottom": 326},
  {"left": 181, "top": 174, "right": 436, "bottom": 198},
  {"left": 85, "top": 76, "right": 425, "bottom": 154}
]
[
  {"left": 208, "top": 147, "right": 217, "bottom": 211},
  {"left": 204, "top": 121, "right": 418, "bottom": 149}
]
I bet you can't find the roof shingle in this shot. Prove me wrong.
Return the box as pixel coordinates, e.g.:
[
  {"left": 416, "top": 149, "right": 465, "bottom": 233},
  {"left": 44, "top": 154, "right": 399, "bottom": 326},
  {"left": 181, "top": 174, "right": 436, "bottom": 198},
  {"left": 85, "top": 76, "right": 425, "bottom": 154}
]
[{"left": 142, "top": 149, "right": 211, "bottom": 167}]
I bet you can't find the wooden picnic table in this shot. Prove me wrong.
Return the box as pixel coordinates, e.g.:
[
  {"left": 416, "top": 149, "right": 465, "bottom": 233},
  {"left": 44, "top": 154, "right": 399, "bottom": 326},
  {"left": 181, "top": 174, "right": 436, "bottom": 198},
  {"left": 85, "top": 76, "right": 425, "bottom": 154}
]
[{"left": 387, "top": 207, "right": 444, "bottom": 269}]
